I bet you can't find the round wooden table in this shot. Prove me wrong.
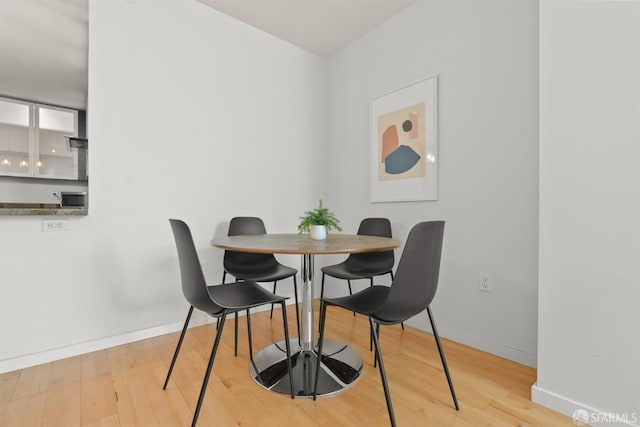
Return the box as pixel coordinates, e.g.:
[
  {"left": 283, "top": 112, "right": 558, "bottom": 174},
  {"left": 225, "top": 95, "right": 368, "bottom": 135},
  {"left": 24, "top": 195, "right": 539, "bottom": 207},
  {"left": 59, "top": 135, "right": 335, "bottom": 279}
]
[{"left": 211, "top": 233, "right": 401, "bottom": 397}]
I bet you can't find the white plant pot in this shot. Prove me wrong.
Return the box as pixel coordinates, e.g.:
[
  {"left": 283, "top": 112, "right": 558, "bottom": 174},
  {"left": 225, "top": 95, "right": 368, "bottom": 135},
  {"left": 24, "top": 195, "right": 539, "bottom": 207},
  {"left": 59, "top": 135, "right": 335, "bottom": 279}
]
[{"left": 310, "top": 225, "right": 327, "bottom": 240}]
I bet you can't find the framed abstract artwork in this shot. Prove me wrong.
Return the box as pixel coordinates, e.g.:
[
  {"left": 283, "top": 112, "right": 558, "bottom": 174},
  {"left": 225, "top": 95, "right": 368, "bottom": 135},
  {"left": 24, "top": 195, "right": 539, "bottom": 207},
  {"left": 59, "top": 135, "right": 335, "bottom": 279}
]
[{"left": 369, "top": 75, "right": 438, "bottom": 202}]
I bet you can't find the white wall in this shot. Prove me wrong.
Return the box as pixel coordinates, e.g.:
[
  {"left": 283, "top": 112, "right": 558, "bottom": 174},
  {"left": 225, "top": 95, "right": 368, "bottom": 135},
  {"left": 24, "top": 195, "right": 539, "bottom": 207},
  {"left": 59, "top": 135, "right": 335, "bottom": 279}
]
[
  {"left": 534, "top": 1, "right": 640, "bottom": 424},
  {"left": 324, "top": 0, "right": 539, "bottom": 366},
  {"left": 0, "top": 0, "right": 326, "bottom": 372}
]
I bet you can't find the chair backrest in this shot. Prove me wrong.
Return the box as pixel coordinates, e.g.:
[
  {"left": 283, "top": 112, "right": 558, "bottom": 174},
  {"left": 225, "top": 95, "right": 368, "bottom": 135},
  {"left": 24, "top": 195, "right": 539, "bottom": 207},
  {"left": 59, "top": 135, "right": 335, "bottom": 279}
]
[
  {"left": 228, "top": 216, "right": 267, "bottom": 236},
  {"left": 345, "top": 218, "right": 394, "bottom": 272},
  {"left": 373, "top": 221, "right": 445, "bottom": 322},
  {"left": 169, "top": 219, "right": 223, "bottom": 315},
  {"left": 223, "top": 216, "right": 279, "bottom": 276}
]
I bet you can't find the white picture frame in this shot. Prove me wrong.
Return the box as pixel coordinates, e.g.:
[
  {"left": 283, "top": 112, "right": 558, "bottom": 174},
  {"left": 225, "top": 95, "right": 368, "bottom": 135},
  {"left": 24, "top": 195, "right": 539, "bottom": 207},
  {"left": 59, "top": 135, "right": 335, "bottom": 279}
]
[{"left": 369, "top": 75, "right": 438, "bottom": 202}]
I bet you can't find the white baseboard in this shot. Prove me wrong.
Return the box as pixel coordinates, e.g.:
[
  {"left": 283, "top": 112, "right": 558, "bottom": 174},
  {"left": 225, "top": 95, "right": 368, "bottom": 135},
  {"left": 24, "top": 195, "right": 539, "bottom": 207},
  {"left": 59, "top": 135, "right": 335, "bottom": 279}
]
[
  {"left": 411, "top": 320, "right": 537, "bottom": 368},
  {"left": 0, "top": 306, "right": 268, "bottom": 375},
  {"left": 0, "top": 318, "right": 204, "bottom": 375},
  {"left": 448, "top": 330, "right": 537, "bottom": 368},
  {"left": 0, "top": 297, "right": 296, "bottom": 375},
  {"left": 532, "top": 383, "right": 639, "bottom": 427}
]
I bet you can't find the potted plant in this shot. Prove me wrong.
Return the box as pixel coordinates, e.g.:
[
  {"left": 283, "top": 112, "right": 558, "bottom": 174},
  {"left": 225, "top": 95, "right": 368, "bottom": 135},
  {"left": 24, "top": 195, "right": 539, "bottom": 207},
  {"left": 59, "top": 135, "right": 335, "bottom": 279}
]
[{"left": 297, "top": 199, "right": 342, "bottom": 240}]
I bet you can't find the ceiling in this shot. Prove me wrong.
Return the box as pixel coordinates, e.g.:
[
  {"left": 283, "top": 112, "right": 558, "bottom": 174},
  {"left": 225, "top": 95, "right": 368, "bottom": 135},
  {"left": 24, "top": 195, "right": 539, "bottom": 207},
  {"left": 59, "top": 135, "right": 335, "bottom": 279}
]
[
  {"left": 197, "top": 0, "right": 416, "bottom": 57},
  {"left": 0, "top": 0, "right": 414, "bottom": 111}
]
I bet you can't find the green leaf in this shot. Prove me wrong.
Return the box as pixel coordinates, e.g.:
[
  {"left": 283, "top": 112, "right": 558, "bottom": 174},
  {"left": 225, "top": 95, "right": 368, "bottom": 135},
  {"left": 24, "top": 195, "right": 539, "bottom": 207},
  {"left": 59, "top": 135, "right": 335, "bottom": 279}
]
[{"left": 297, "top": 199, "right": 343, "bottom": 233}]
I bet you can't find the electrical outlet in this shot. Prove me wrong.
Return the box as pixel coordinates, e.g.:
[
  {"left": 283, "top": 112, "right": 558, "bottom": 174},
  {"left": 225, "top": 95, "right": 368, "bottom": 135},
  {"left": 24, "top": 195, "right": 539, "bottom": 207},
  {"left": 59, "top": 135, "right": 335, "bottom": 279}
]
[
  {"left": 479, "top": 273, "right": 492, "bottom": 292},
  {"left": 42, "top": 219, "right": 68, "bottom": 232}
]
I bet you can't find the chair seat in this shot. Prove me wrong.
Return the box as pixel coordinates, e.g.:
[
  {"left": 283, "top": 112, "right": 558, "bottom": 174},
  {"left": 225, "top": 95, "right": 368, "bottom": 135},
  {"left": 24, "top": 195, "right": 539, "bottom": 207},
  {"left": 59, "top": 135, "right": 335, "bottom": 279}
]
[
  {"left": 227, "top": 264, "right": 297, "bottom": 282},
  {"left": 326, "top": 285, "right": 429, "bottom": 326},
  {"left": 322, "top": 285, "right": 390, "bottom": 316},
  {"left": 321, "top": 262, "right": 391, "bottom": 281},
  {"left": 208, "top": 281, "right": 287, "bottom": 312}
]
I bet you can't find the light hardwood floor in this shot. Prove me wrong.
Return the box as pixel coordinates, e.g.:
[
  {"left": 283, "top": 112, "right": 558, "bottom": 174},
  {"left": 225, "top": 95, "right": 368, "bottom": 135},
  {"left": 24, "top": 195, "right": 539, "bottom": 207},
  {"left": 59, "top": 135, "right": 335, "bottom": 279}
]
[{"left": 0, "top": 302, "right": 572, "bottom": 426}]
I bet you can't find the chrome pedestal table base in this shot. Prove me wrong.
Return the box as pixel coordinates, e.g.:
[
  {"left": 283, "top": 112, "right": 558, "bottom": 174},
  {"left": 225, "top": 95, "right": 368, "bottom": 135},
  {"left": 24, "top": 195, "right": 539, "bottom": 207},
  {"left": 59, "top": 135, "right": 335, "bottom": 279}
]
[
  {"left": 252, "top": 252, "right": 364, "bottom": 397},
  {"left": 250, "top": 339, "right": 363, "bottom": 397}
]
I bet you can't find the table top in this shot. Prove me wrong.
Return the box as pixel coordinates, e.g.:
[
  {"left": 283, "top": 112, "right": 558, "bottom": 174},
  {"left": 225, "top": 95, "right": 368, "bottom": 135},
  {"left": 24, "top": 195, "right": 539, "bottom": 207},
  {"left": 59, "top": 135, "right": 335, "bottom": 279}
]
[{"left": 211, "top": 233, "right": 401, "bottom": 255}]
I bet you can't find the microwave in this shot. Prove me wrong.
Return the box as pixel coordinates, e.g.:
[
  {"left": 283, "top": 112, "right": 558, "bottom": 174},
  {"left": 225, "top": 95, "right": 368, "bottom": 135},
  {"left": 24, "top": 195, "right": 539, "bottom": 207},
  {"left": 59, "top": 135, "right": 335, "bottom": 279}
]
[{"left": 61, "top": 192, "right": 87, "bottom": 208}]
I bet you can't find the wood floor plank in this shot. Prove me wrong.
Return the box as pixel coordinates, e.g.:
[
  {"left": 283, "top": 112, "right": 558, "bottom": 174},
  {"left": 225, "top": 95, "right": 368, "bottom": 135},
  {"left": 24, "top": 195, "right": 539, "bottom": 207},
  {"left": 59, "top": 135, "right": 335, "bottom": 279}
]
[
  {"left": 0, "top": 301, "right": 574, "bottom": 426},
  {"left": 0, "top": 371, "right": 20, "bottom": 404},
  {"left": 39, "top": 356, "right": 82, "bottom": 426},
  {"left": 11, "top": 363, "right": 51, "bottom": 401}
]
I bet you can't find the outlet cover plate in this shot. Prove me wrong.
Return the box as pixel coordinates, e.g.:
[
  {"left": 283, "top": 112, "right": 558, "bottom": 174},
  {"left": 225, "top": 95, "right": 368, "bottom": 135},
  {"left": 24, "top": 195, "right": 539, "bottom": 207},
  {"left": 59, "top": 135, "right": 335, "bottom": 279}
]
[{"left": 42, "top": 219, "right": 68, "bottom": 232}]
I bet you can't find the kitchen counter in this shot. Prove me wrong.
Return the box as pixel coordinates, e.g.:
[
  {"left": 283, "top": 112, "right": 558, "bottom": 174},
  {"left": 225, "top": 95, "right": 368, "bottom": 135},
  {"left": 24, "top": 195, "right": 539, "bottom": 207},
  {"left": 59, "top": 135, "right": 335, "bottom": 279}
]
[{"left": 0, "top": 203, "right": 88, "bottom": 216}]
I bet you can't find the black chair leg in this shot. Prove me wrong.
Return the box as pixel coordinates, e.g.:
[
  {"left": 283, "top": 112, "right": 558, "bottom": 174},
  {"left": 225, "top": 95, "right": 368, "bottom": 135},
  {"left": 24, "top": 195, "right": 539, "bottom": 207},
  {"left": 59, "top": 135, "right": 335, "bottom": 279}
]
[
  {"left": 231, "top": 279, "right": 241, "bottom": 349},
  {"left": 292, "top": 275, "right": 301, "bottom": 343},
  {"left": 313, "top": 300, "right": 328, "bottom": 400},
  {"left": 426, "top": 306, "right": 459, "bottom": 410},
  {"left": 246, "top": 309, "right": 253, "bottom": 360},
  {"left": 348, "top": 280, "right": 356, "bottom": 317},
  {"left": 234, "top": 312, "right": 239, "bottom": 356},
  {"left": 270, "top": 281, "right": 278, "bottom": 318},
  {"left": 370, "top": 317, "right": 396, "bottom": 427},
  {"left": 217, "top": 270, "right": 226, "bottom": 331},
  {"left": 163, "top": 305, "right": 194, "bottom": 389},
  {"left": 369, "top": 322, "right": 375, "bottom": 352},
  {"left": 373, "top": 323, "right": 380, "bottom": 367},
  {"left": 319, "top": 274, "right": 326, "bottom": 332},
  {"left": 280, "top": 301, "right": 295, "bottom": 399},
  {"left": 191, "top": 312, "right": 227, "bottom": 427}
]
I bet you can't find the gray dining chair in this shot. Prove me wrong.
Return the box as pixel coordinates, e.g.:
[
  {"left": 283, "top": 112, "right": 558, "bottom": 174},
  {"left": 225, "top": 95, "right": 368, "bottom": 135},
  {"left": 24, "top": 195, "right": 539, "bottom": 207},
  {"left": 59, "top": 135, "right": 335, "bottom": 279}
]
[
  {"left": 313, "top": 221, "right": 459, "bottom": 427},
  {"left": 320, "top": 217, "right": 395, "bottom": 298},
  {"left": 222, "top": 217, "right": 300, "bottom": 354},
  {"left": 320, "top": 217, "right": 402, "bottom": 338},
  {"left": 164, "top": 219, "right": 294, "bottom": 427}
]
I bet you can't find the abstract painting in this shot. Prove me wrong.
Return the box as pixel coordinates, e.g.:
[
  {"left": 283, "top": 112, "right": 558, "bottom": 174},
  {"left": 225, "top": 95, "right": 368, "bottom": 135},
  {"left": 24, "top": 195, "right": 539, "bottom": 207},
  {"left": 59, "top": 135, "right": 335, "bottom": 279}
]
[{"left": 370, "top": 75, "right": 438, "bottom": 202}]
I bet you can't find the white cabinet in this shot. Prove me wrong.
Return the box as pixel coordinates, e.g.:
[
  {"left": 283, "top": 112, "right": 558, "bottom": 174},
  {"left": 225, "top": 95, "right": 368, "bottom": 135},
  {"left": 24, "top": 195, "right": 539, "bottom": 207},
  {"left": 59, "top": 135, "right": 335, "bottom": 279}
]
[{"left": 0, "top": 97, "right": 79, "bottom": 180}]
